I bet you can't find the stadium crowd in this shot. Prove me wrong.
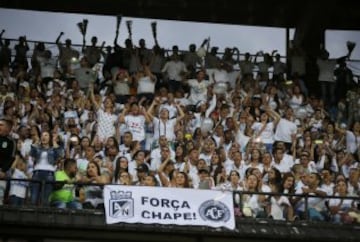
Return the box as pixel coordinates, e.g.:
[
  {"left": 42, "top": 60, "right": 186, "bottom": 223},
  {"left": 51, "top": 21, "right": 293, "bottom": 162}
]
[{"left": 0, "top": 30, "right": 359, "bottom": 224}]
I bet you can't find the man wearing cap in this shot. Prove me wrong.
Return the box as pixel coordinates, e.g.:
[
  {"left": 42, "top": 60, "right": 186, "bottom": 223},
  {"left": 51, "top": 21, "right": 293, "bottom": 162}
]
[
  {"left": 0, "top": 118, "right": 16, "bottom": 205},
  {"left": 133, "top": 163, "right": 149, "bottom": 186}
]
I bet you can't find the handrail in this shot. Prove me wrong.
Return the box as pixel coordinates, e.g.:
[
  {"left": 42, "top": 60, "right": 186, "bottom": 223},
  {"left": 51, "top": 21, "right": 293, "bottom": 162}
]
[{"left": 1, "top": 177, "right": 359, "bottom": 224}]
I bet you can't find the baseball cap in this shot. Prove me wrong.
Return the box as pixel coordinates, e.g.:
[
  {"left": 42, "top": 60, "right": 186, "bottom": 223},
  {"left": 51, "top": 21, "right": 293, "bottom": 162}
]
[
  {"left": 136, "top": 164, "right": 149, "bottom": 173},
  {"left": 198, "top": 168, "right": 210, "bottom": 174}
]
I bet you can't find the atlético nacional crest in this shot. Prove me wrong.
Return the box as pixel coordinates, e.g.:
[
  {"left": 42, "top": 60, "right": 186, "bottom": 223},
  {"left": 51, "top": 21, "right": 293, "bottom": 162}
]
[{"left": 109, "top": 190, "right": 134, "bottom": 219}]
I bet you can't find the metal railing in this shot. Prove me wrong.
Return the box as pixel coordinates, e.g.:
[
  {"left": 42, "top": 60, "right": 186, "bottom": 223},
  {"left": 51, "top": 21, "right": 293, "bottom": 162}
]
[{"left": 1, "top": 177, "right": 359, "bottom": 225}]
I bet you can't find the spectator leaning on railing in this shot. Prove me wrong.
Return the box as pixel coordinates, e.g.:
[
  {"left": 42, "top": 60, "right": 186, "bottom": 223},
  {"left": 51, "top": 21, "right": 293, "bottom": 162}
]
[{"left": 49, "top": 158, "right": 82, "bottom": 209}]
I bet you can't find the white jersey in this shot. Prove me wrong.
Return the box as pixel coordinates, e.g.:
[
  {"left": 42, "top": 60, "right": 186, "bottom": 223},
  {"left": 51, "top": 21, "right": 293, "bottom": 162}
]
[
  {"left": 96, "top": 109, "right": 117, "bottom": 142},
  {"left": 124, "top": 115, "right": 146, "bottom": 142},
  {"left": 152, "top": 117, "right": 177, "bottom": 141}
]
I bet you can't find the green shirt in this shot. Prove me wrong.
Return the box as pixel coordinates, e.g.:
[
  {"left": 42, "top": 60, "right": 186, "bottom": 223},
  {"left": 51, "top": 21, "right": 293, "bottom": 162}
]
[{"left": 49, "top": 170, "right": 75, "bottom": 203}]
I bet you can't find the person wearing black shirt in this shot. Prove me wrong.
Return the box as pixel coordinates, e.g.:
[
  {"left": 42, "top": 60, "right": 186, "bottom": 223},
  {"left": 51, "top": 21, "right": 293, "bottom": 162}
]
[{"left": 0, "top": 118, "right": 16, "bottom": 205}]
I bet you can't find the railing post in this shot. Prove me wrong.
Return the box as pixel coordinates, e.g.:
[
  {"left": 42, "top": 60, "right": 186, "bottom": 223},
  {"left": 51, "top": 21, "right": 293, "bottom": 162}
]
[
  {"left": 40, "top": 180, "right": 46, "bottom": 207},
  {"left": 304, "top": 194, "right": 308, "bottom": 221}
]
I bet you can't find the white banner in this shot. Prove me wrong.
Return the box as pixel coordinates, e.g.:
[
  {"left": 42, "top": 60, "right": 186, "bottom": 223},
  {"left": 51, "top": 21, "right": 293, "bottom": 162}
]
[{"left": 103, "top": 185, "right": 235, "bottom": 230}]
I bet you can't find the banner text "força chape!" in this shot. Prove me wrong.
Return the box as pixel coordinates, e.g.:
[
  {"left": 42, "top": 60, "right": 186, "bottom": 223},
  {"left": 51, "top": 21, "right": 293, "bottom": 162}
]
[{"left": 141, "top": 196, "right": 196, "bottom": 220}]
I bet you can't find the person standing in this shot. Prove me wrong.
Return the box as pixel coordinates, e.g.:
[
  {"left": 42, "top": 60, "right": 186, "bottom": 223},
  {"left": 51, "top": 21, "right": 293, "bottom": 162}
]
[
  {"left": 0, "top": 30, "right": 12, "bottom": 69},
  {"left": 55, "top": 32, "right": 80, "bottom": 75},
  {"left": 82, "top": 36, "right": 104, "bottom": 67},
  {"left": 29, "top": 131, "right": 63, "bottom": 206},
  {"left": 161, "top": 54, "right": 187, "bottom": 93},
  {"left": 119, "top": 102, "right": 150, "bottom": 150},
  {"left": 8, "top": 155, "right": 29, "bottom": 207},
  {"left": 0, "top": 118, "right": 16, "bottom": 205},
  {"left": 89, "top": 83, "right": 118, "bottom": 143},
  {"left": 316, "top": 46, "right": 350, "bottom": 108},
  {"left": 274, "top": 107, "right": 298, "bottom": 152},
  {"left": 147, "top": 96, "right": 185, "bottom": 142}
]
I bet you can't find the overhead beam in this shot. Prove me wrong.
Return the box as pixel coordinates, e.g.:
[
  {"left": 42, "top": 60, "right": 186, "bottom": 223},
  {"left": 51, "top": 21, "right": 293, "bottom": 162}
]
[{"left": 0, "top": 0, "right": 360, "bottom": 30}]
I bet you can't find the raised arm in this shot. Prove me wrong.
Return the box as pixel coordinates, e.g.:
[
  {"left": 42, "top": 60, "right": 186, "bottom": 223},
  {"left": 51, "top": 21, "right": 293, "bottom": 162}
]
[
  {"left": 157, "top": 157, "right": 171, "bottom": 187},
  {"left": 0, "top": 29, "right": 5, "bottom": 46},
  {"left": 175, "top": 102, "right": 185, "bottom": 122},
  {"left": 89, "top": 83, "right": 100, "bottom": 111},
  {"left": 142, "top": 106, "right": 152, "bottom": 124},
  {"left": 265, "top": 105, "right": 281, "bottom": 126},
  {"left": 147, "top": 98, "right": 159, "bottom": 122},
  {"left": 55, "top": 32, "right": 64, "bottom": 45},
  {"left": 99, "top": 40, "right": 106, "bottom": 55},
  {"left": 205, "top": 94, "right": 217, "bottom": 118},
  {"left": 118, "top": 104, "right": 127, "bottom": 122}
]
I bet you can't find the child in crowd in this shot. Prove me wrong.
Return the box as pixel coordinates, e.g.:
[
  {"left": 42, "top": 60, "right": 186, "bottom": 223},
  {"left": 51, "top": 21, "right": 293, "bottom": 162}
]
[{"left": 9, "top": 154, "right": 29, "bottom": 206}]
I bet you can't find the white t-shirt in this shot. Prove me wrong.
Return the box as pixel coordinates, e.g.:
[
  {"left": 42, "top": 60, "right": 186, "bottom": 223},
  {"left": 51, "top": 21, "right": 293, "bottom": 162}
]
[
  {"left": 251, "top": 122, "right": 275, "bottom": 144},
  {"left": 328, "top": 193, "right": 354, "bottom": 211},
  {"left": 39, "top": 57, "right": 56, "bottom": 78},
  {"left": 124, "top": 115, "right": 146, "bottom": 142},
  {"left": 76, "top": 158, "right": 90, "bottom": 176},
  {"left": 152, "top": 117, "right": 177, "bottom": 141},
  {"left": 212, "top": 68, "right": 229, "bottom": 83},
  {"left": 295, "top": 186, "right": 327, "bottom": 212},
  {"left": 9, "top": 169, "right": 28, "bottom": 198},
  {"left": 288, "top": 95, "right": 303, "bottom": 110},
  {"left": 113, "top": 80, "right": 130, "bottom": 96},
  {"left": 137, "top": 76, "right": 156, "bottom": 94},
  {"left": 270, "top": 196, "right": 291, "bottom": 220},
  {"left": 161, "top": 60, "right": 187, "bottom": 81},
  {"left": 187, "top": 79, "right": 211, "bottom": 105},
  {"left": 271, "top": 158, "right": 294, "bottom": 174},
  {"left": 150, "top": 147, "right": 175, "bottom": 171},
  {"left": 274, "top": 118, "right": 297, "bottom": 143},
  {"left": 346, "top": 130, "right": 360, "bottom": 154}
]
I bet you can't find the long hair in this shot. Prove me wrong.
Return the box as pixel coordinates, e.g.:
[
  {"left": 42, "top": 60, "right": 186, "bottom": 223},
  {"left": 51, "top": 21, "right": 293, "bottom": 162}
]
[
  {"left": 177, "top": 171, "right": 190, "bottom": 188},
  {"left": 40, "top": 130, "right": 54, "bottom": 147},
  {"left": 114, "top": 156, "right": 129, "bottom": 182},
  {"left": 281, "top": 172, "right": 295, "bottom": 194},
  {"left": 86, "top": 161, "right": 101, "bottom": 177},
  {"left": 268, "top": 167, "right": 282, "bottom": 187}
]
